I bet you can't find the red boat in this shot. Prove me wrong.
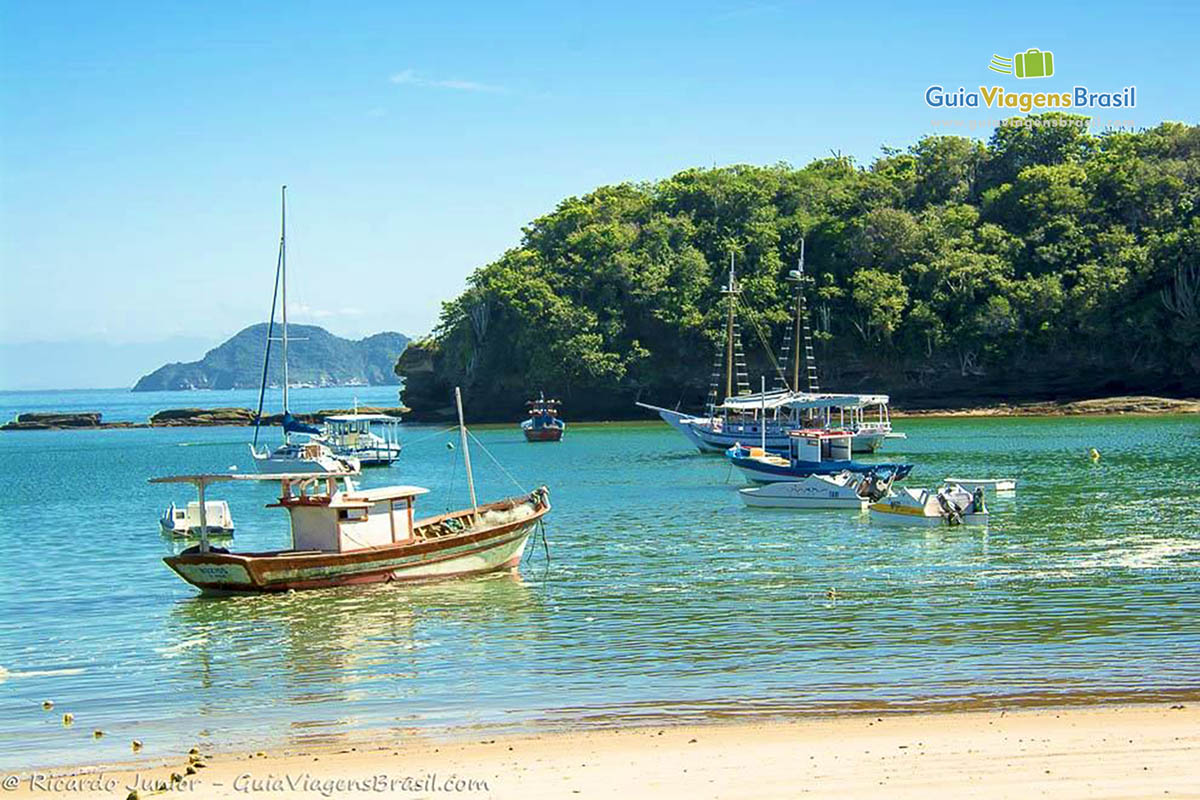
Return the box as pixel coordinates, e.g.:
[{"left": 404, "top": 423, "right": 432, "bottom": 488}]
[{"left": 521, "top": 393, "right": 565, "bottom": 442}]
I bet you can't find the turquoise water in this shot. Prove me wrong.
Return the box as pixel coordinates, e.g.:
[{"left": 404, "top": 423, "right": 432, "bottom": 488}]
[{"left": 1, "top": 392, "right": 1199, "bottom": 770}]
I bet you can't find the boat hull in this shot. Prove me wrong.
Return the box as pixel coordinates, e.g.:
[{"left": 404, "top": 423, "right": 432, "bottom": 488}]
[
  {"left": 164, "top": 498, "right": 547, "bottom": 595},
  {"left": 523, "top": 426, "right": 564, "bottom": 442},
  {"left": 869, "top": 508, "right": 989, "bottom": 527},
  {"left": 739, "top": 482, "right": 867, "bottom": 510},
  {"left": 160, "top": 523, "right": 234, "bottom": 540}
]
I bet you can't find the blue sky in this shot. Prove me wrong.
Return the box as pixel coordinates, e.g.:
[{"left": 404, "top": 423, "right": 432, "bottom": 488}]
[{"left": 1, "top": 0, "right": 1196, "bottom": 387}]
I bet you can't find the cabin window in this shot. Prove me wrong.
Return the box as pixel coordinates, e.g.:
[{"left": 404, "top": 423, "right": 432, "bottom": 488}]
[
  {"left": 175, "top": 511, "right": 186, "bottom": 519},
  {"left": 338, "top": 508, "right": 368, "bottom": 521}
]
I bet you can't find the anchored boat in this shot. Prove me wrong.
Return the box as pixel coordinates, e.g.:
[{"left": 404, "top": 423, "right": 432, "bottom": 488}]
[
  {"left": 247, "top": 186, "right": 359, "bottom": 475},
  {"left": 323, "top": 412, "right": 403, "bottom": 466},
  {"left": 727, "top": 429, "right": 914, "bottom": 484},
  {"left": 522, "top": 393, "right": 565, "bottom": 442},
  {"left": 637, "top": 243, "right": 904, "bottom": 454},
  {"left": 869, "top": 484, "right": 988, "bottom": 527},
  {"left": 157, "top": 388, "right": 550, "bottom": 595},
  {"left": 160, "top": 500, "right": 234, "bottom": 539},
  {"left": 738, "top": 473, "right": 872, "bottom": 510}
]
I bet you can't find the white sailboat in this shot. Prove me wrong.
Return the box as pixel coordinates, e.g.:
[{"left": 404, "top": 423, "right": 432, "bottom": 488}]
[{"left": 249, "top": 186, "right": 360, "bottom": 475}]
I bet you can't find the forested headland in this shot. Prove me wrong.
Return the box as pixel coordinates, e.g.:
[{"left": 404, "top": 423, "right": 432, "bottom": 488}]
[{"left": 397, "top": 114, "right": 1200, "bottom": 421}]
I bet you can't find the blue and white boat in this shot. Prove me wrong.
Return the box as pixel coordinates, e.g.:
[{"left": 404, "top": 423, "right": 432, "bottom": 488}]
[{"left": 726, "top": 429, "right": 913, "bottom": 484}]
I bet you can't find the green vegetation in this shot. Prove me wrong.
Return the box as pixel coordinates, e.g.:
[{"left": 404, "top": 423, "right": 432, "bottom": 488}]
[
  {"left": 134, "top": 324, "right": 408, "bottom": 391},
  {"left": 398, "top": 115, "right": 1200, "bottom": 420}
]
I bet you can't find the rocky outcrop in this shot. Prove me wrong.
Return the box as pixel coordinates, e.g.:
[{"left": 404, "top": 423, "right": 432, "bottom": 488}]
[
  {"left": 147, "top": 406, "right": 410, "bottom": 427},
  {"left": 3, "top": 406, "right": 411, "bottom": 431},
  {"left": 0, "top": 412, "right": 140, "bottom": 430}
]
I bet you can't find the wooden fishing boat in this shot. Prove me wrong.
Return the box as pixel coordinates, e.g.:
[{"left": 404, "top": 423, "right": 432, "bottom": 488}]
[
  {"left": 521, "top": 393, "right": 565, "bottom": 442},
  {"left": 156, "top": 475, "right": 549, "bottom": 594},
  {"left": 157, "top": 388, "right": 550, "bottom": 595}
]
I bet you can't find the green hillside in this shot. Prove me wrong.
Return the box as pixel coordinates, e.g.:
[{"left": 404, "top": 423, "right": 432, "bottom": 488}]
[
  {"left": 398, "top": 115, "right": 1200, "bottom": 420},
  {"left": 133, "top": 324, "right": 408, "bottom": 391}
]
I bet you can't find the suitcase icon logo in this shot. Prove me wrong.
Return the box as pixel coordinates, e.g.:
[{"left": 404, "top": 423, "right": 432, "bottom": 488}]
[{"left": 988, "top": 48, "right": 1054, "bottom": 79}]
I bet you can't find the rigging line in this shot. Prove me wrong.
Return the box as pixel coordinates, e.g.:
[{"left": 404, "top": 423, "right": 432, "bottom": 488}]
[
  {"left": 252, "top": 241, "right": 285, "bottom": 448},
  {"left": 403, "top": 425, "right": 459, "bottom": 448},
  {"left": 465, "top": 429, "right": 529, "bottom": 494},
  {"left": 736, "top": 296, "right": 789, "bottom": 390}
]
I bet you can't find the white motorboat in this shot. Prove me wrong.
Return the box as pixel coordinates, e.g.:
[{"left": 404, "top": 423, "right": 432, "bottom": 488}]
[
  {"left": 254, "top": 439, "right": 360, "bottom": 474},
  {"left": 323, "top": 412, "right": 402, "bottom": 466},
  {"left": 738, "top": 472, "right": 870, "bottom": 510},
  {"left": 869, "top": 484, "right": 989, "bottom": 527},
  {"left": 247, "top": 186, "right": 359, "bottom": 475},
  {"left": 944, "top": 477, "right": 1017, "bottom": 494},
  {"left": 160, "top": 500, "right": 234, "bottom": 539}
]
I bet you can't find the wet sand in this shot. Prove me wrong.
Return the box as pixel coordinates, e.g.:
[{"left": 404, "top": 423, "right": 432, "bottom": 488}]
[{"left": 4, "top": 703, "right": 1197, "bottom": 799}]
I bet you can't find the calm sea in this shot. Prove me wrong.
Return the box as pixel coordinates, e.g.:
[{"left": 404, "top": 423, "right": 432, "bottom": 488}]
[{"left": 1, "top": 388, "right": 1198, "bottom": 770}]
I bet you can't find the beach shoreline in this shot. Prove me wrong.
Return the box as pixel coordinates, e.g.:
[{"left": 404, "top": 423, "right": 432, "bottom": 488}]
[{"left": 4, "top": 702, "right": 1197, "bottom": 799}]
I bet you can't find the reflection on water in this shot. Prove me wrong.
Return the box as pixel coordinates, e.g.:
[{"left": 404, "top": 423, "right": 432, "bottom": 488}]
[
  {"left": 1, "top": 414, "right": 1199, "bottom": 769},
  {"left": 162, "top": 577, "right": 540, "bottom": 748}
]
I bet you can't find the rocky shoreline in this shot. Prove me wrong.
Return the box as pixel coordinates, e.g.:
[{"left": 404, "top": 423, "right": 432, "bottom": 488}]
[
  {"left": 0, "top": 406, "right": 410, "bottom": 431},
  {"left": 3, "top": 396, "right": 1197, "bottom": 431}
]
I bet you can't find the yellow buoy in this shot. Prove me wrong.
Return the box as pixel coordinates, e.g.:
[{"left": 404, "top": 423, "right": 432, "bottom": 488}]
[
  {"left": 1089, "top": 448, "right": 1101, "bottom": 461},
  {"left": 42, "top": 700, "right": 54, "bottom": 711},
  {"left": 92, "top": 729, "right": 104, "bottom": 739},
  {"left": 62, "top": 712, "right": 74, "bottom": 726},
  {"left": 132, "top": 739, "right": 143, "bottom": 752}
]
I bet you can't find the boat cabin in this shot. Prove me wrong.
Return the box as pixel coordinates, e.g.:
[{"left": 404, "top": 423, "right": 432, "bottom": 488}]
[
  {"left": 788, "top": 429, "right": 853, "bottom": 464},
  {"left": 269, "top": 475, "right": 428, "bottom": 553},
  {"left": 323, "top": 414, "right": 401, "bottom": 450}
]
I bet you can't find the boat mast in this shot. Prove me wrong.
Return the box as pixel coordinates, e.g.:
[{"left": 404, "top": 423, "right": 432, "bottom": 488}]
[
  {"left": 725, "top": 255, "right": 735, "bottom": 402},
  {"left": 455, "top": 386, "right": 478, "bottom": 515},
  {"left": 787, "top": 238, "right": 820, "bottom": 394},
  {"left": 280, "top": 185, "right": 290, "bottom": 442}
]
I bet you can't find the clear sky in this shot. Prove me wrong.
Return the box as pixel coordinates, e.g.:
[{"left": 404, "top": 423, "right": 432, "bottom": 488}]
[{"left": 1, "top": 0, "right": 1196, "bottom": 388}]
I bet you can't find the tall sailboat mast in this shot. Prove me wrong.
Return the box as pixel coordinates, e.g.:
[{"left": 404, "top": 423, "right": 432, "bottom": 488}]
[
  {"left": 787, "top": 238, "right": 820, "bottom": 394},
  {"left": 280, "top": 185, "right": 290, "bottom": 440},
  {"left": 724, "top": 254, "right": 736, "bottom": 403}
]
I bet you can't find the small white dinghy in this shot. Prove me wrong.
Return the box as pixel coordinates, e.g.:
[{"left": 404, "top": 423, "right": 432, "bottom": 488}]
[
  {"left": 869, "top": 484, "right": 988, "bottom": 527},
  {"left": 739, "top": 472, "right": 870, "bottom": 510},
  {"left": 160, "top": 500, "right": 235, "bottom": 539},
  {"left": 943, "top": 477, "right": 1016, "bottom": 494}
]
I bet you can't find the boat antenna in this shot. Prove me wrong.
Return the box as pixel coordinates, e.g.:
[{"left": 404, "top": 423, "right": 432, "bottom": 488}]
[
  {"left": 252, "top": 185, "right": 286, "bottom": 449},
  {"left": 455, "top": 386, "right": 478, "bottom": 515}
]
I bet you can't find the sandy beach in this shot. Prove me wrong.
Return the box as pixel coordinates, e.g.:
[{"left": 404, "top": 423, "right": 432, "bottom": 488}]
[{"left": 4, "top": 703, "right": 1197, "bottom": 799}]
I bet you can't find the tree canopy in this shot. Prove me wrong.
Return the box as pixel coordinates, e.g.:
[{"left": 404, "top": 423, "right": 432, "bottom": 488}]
[{"left": 399, "top": 115, "right": 1200, "bottom": 419}]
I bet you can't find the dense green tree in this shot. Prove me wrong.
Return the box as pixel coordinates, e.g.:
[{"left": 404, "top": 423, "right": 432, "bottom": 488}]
[{"left": 398, "top": 115, "right": 1200, "bottom": 419}]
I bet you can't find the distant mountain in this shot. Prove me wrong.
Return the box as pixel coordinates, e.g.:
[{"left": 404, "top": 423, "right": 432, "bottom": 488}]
[{"left": 132, "top": 324, "right": 408, "bottom": 391}]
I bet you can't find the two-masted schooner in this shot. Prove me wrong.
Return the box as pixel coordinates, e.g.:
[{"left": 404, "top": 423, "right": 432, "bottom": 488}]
[{"left": 637, "top": 242, "right": 904, "bottom": 453}]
